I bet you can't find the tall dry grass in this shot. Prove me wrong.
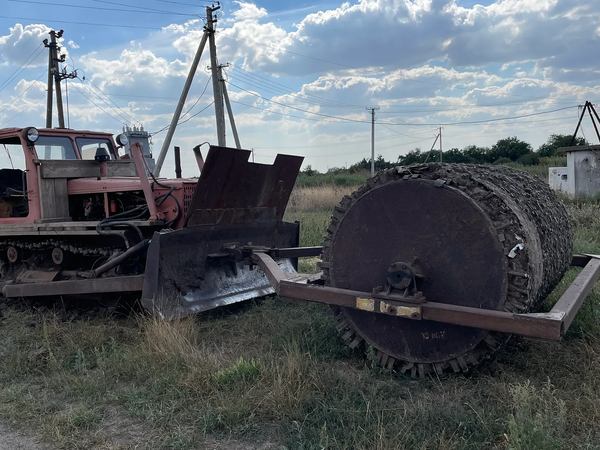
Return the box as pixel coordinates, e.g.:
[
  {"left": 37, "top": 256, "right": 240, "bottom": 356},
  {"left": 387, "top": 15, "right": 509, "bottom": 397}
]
[{"left": 287, "top": 185, "right": 356, "bottom": 212}]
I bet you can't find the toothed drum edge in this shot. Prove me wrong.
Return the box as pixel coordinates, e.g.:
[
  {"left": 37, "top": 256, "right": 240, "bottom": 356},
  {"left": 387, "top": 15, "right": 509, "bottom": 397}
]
[{"left": 321, "top": 163, "right": 572, "bottom": 376}]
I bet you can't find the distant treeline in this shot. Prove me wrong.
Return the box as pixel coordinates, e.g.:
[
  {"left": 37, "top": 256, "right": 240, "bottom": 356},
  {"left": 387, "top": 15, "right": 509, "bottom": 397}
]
[{"left": 301, "top": 134, "right": 587, "bottom": 176}]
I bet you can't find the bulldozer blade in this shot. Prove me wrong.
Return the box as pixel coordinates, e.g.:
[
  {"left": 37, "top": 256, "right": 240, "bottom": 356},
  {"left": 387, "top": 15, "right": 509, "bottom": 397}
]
[
  {"left": 141, "top": 222, "right": 299, "bottom": 319},
  {"left": 142, "top": 145, "right": 303, "bottom": 318}
]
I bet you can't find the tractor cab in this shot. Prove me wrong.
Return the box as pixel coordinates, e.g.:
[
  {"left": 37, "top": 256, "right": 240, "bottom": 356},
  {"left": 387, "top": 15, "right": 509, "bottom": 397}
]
[{"left": 0, "top": 127, "right": 128, "bottom": 223}]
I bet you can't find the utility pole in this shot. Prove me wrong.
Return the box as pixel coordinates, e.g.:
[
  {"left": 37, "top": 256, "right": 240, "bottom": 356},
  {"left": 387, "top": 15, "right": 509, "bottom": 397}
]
[
  {"left": 44, "top": 31, "right": 55, "bottom": 128},
  {"left": 219, "top": 64, "right": 241, "bottom": 149},
  {"left": 154, "top": 14, "right": 210, "bottom": 176},
  {"left": 44, "top": 30, "right": 76, "bottom": 129},
  {"left": 439, "top": 126, "right": 443, "bottom": 162},
  {"left": 53, "top": 36, "right": 66, "bottom": 129},
  {"left": 207, "top": 5, "right": 226, "bottom": 147},
  {"left": 366, "top": 106, "right": 379, "bottom": 176},
  {"left": 154, "top": 3, "right": 239, "bottom": 177}
]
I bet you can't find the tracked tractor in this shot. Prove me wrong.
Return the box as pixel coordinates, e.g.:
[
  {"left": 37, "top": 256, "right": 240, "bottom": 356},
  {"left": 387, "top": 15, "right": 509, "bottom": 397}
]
[{"left": 0, "top": 125, "right": 598, "bottom": 376}]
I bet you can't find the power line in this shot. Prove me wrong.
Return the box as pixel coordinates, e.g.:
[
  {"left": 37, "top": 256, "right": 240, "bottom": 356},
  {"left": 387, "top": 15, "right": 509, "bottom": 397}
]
[
  {"left": 227, "top": 80, "right": 369, "bottom": 124},
  {"left": 229, "top": 98, "right": 350, "bottom": 124},
  {"left": 226, "top": 79, "right": 579, "bottom": 126},
  {"left": 231, "top": 67, "right": 576, "bottom": 116},
  {"left": 253, "top": 134, "right": 435, "bottom": 159},
  {"left": 377, "top": 97, "right": 575, "bottom": 115},
  {"left": 7, "top": 0, "right": 201, "bottom": 17},
  {"left": 228, "top": 72, "right": 344, "bottom": 110},
  {"left": 0, "top": 44, "right": 44, "bottom": 93},
  {"left": 151, "top": 101, "right": 214, "bottom": 135},
  {"left": 90, "top": 0, "right": 201, "bottom": 16},
  {"left": 429, "top": 106, "right": 578, "bottom": 126},
  {"left": 0, "top": 14, "right": 163, "bottom": 30},
  {"left": 100, "top": 93, "right": 175, "bottom": 100},
  {"left": 229, "top": 65, "right": 364, "bottom": 108},
  {"left": 74, "top": 86, "right": 127, "bottom": 126},
  {"left": 252, "top": 128, "right": 436, "bottom": 150},
  {"left": 18, "top": 70, "right": 48, "bottom": 97},
  {"left": 180, "top": 75, "right": 212, "bottom": 121},
  {"left": 75, "top": 77, "right": 135, "bottom": 125},
  {"left": 152, "top": 0, "right": 209, "bottom": 7},
  {"left": 178, "top": 100, "right": 214, "bottom": 125}
]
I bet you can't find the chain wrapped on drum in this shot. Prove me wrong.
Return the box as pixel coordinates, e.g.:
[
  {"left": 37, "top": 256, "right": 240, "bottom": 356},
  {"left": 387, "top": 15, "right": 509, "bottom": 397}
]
[{"left": 321, "top": 163, "right": 572, "bottom": 376}]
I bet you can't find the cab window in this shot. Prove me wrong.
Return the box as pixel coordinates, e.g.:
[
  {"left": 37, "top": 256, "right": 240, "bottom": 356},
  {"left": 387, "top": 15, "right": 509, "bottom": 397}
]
[
  {"left": 35, "top": 136, "right": 77, "bottom": 160},
  {"left": 76, "top": 138, "right": 116, "bottom": 160},
  {"left": 0, "top": 137, "right": 28, "bottom": 217},
  {"left": 0, "top": 137, "right": 26, "bottom": 170}
]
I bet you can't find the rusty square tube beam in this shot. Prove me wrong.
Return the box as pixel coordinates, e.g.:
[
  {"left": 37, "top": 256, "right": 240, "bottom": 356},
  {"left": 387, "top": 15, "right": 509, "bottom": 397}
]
[{"left": 254, "top": 251, "right": 600, "bottom": 341}]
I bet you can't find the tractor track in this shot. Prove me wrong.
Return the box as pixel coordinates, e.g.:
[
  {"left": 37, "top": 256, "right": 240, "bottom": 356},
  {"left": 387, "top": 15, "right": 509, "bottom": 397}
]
[{"left": 0, "top": 237, "right": 143, "bottom": 320}]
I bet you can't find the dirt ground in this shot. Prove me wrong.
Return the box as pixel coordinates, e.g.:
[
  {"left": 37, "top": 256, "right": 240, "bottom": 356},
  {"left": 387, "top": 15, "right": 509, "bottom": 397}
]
[{"left": 0, "top": 423, "right": 49, "bottom": 450}]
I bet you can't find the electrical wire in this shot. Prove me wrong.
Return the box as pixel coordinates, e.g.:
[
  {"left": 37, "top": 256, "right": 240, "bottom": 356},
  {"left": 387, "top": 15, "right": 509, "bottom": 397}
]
[
  {"left": 229, "top": 65, "right": 364, "bottom": 109},
  {"left": 180, "top": 75, "right": 212, "bottom": 121},
  {"left": 150, "top": 101, "right": 214, "bottom": 135},
  {"left": 226, "top": 80, "right": 579, "bottom": 127},
  {"left": 75, "top": 76, "right": 136, "bottom": 125},
  {"left": 228, "top": 72, "right": 358, "bottom": 111},
  {"left": 7, "top": 0, "right": 201, "bottom": 17},
  {"left": 0, "top": 44, "right": 44, "bottom": 93},
  {"left": 75, "top": 85, "right": 128, "bottom": 126},
  {"left": 0, "top": 14, "right": 162, "bottom": 30},
  {"left": 90, "top": 0, "right": 199, "bottom": 16},
  {"left": 153, "top": 0, "right": 210, "bottom": 7}
]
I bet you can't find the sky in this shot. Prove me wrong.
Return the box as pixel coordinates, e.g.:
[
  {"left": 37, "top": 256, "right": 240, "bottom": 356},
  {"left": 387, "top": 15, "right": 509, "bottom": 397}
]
[{"left": 0, "top": 0, "right": 599, "bottom": 176}]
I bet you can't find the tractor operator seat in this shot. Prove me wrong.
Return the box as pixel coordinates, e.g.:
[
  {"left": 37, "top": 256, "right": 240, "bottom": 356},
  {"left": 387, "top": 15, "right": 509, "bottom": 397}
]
[{"left": 0, "top": 168, "right": 27, "bottom": 217}]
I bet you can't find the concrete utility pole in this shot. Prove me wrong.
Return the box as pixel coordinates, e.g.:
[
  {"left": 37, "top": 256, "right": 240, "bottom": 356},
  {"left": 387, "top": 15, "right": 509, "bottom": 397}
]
[
  {"left": 44, "top": 30, "right": 76, "bottom": 129},
  {"left": 154, "top": 4, "right": 240, "bottom": 177},
  {"left": 44, "top": 31, "right": 55, "bottom": 128},
  {"left": 154, "top": 23, "right": 209, "bottom": 176},
  {"left": 207, "top": 6, "right": 226, "bottom": 147},
  {"left": 439, "top": 126, "right": 443, "bottom": 162},
  {"left": 428, "top": 127, "right": 443, "bottom": 162},
  {"left": 219, "top": 65, "right": 241, "bottom": 149},
  {"left": 53, "top": 35, "right": 66, "bottom": 129},
  {"left": 366, "top": 106, "right": 379, "bottom": 176}
]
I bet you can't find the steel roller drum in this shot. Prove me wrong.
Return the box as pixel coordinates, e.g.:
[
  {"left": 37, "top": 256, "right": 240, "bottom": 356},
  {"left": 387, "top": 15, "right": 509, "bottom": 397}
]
[{"left": 321, "top": 164, "right": 572, "bottom": 376}]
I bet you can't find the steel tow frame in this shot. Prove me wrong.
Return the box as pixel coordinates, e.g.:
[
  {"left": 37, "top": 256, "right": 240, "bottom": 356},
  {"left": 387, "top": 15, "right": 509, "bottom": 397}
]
[
  {"left": 252, "top": 248, "right": 600, "bottom": 341},
  {"left": 3, "top": 243, "right": 598, "bottom": 341}
]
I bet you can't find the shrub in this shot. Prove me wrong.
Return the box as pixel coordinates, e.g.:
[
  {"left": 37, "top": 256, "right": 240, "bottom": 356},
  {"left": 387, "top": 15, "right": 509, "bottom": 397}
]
[{"left": 516, "top": 152, "right": 540, "bottom": 166}]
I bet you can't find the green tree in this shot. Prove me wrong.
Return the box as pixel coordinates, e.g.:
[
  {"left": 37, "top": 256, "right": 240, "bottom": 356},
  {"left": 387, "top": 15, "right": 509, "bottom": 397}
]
[
  {"left": 302, "top": 164, "right": 317, "bottom": 176},
  {"left": 462, "top": 145, "right": 493, "bottom": 163},
  {"left": 490, "top": 137, "right": 532, "bottom": 162},
  {"left": 537, "top": 134, "right": 587, "bottom": 157},
  {"left": 348, "top": 158, "right": 370, "bottom": 172},
  {"left": 516, "top": 152, "right": 540, "bottom": 166}
]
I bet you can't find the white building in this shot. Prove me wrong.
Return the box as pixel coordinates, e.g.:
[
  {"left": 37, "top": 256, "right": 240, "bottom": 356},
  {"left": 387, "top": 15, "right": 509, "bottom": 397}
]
[{"left": 548, "top": 145, "right": 600, "bottom": 198}]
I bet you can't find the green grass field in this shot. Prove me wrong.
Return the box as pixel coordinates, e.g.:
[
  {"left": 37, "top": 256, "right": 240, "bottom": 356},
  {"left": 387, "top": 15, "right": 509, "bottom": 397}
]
[{"left": 1, "top": 167, "right": 599, "bottom": 449}]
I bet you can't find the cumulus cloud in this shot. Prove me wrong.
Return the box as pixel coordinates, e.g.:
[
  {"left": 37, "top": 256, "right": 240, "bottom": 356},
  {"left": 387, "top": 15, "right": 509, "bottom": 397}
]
[
  {"left": 0, "top": 23, "right": 51, "bottom": 66},
  {"left": 194, "top": 0, "right": 600, "bottom": 78},
  {"left": 2, "top": 0, "right": 599, "bottom": 172}
]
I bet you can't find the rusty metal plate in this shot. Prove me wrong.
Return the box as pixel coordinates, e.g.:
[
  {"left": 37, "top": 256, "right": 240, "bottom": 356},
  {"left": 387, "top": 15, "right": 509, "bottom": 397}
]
[
  {"left": 16, "top": 270, "right": 59, "bottom": 283},
  {"left": 141, "top": 222, "right": 299, "bottom": 318},
  {"left": 327, "top": 179, "right": 507, "bottom": 364},
  {"left": 186, "top": 146, "right": 303, "bottom": 226}
]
